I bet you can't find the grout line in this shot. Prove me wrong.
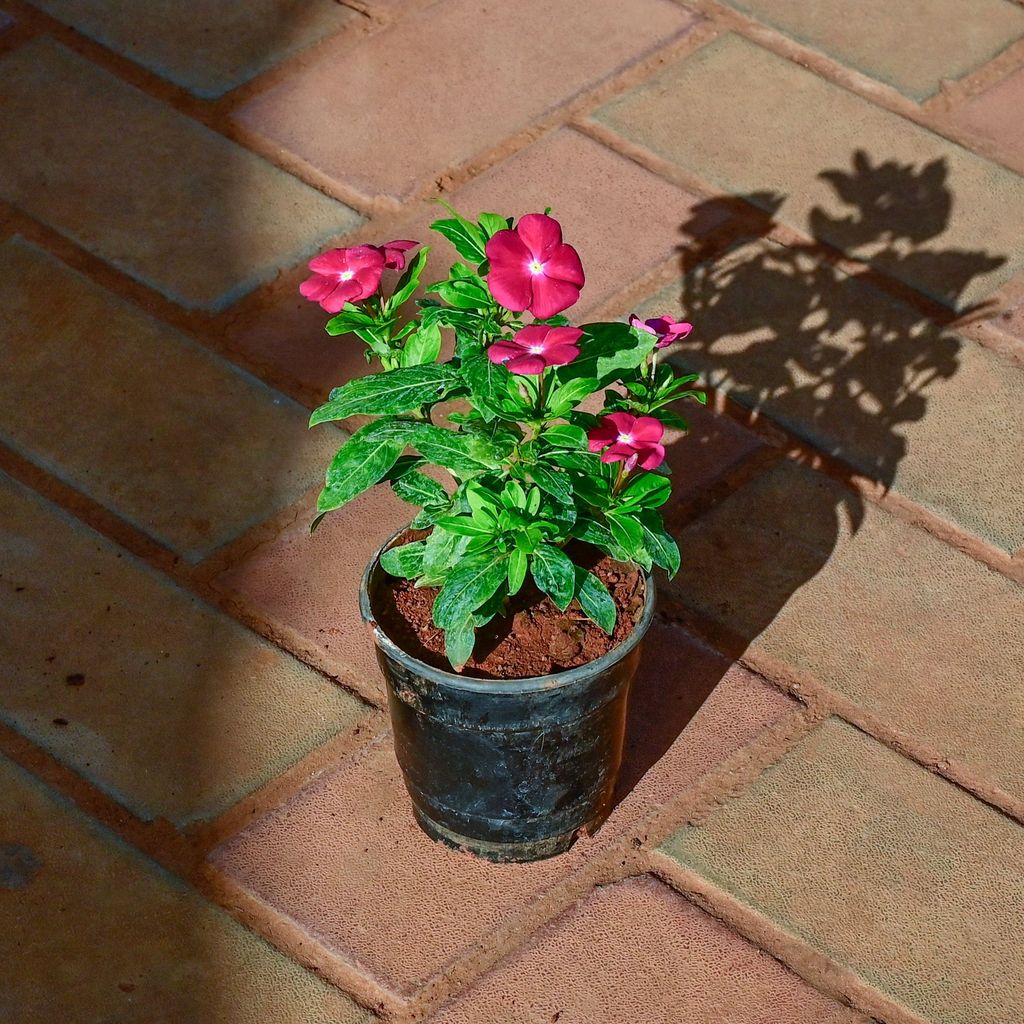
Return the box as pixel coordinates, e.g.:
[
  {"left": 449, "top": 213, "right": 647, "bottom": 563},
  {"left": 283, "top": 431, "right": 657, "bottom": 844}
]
[
  {"left": 648, "top": 850, "right": 931, "bottom": 1024},
  {"left": 199, "top": 866, "right": 406, "bottom": 1019}
]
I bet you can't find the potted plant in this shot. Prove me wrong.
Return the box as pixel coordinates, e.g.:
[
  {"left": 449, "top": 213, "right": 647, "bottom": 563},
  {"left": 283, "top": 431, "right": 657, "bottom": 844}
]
[{"left": 300, "top": 206, "right": 702, "bottom": 862}]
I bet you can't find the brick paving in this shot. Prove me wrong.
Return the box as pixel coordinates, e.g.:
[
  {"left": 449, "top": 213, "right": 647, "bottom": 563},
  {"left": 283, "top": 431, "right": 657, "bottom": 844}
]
[{"left": 1, "top": 1, "right": 1022, "bottom": 1021}]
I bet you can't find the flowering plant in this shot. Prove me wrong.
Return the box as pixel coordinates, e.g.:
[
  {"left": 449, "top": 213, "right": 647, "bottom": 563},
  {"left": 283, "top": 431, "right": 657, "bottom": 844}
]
[{"left": 303, "top": 206, "right": 703, "bottom": 669}]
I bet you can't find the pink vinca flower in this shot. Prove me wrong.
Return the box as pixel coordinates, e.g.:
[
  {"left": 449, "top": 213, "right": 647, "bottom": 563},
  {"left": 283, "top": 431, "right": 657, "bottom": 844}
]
[
  {"left": 487, "top": 324, "right": 583, "bottom": 376},
  {"left": 485, "top": 213, "right": 585, "bottom": 319},
  {"left": 588, "top": 413, "right": 666, "bottom": 471},
  {"left": 628, "top": 314, "right": 693, "bottom": 349},
  {"left": 379, "top": 239, "right": 419, "bottom": 270},
  {"left": 300, "top": 245, "right": 386, "bottom": 312}
]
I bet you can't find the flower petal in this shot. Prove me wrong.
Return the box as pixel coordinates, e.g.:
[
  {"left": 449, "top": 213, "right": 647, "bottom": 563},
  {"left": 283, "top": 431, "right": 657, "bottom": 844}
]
[
  {"left": 542, "top": 243, "right": 585, "bottom": 286},
  {"left": 308, "top": 249, "right": 349, "bottom": 274},
  {"left": 487, "top": 340, "right": 521, "bottom": 364},
  {"left": 544, "top": 326, "right": 584, "bottom": 348},
  {"left": 529, "top": 274, "right": 581, "bottom": 319},
  {"left": 381, "top": 239, "right": 419, "bottom": 270},
  {"left": 319, "top": 279, "right": 361, "bottom": 313},
  {"left": 485, "top": 229, "right": 531, "bottom": 264},
  {"left": 630, "top": 416, "right": 665, "bottom": 443},
  {"left": 602, "top": 412, "right": 637, "bottom": 435},
  {"left": 515, "top": 213, "right": 563, "bottom": 261},
  {"left": 513, "top": 324, "right": 551, "bottom": 348},
  {"left": 299, "top": 274, "right": 334, "bottom": 302},
  {"left": 506, "top": 353, "right": 547, "bottom": 375},
  {"left": 542, "top": 343, "right": 580, "bottom": 367},
  {"left": 344, "top": 245, "right": 387, "bottom": 273},
  {"left": 630, "top": 313, "right": 657, "bottom": 335},
  {"left": 630, "top": 415, "right": 663, "bottom": 444},
  {"left": 636, "top": 443, "right": 666, "bottom": 471}
]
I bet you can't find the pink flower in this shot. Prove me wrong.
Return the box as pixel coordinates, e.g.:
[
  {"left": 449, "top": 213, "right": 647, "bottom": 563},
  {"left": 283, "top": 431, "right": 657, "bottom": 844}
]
[
  {"left": 487, "top": 324, "right": 583, "bottom": 376},
  {"left": 628, "top": 314, "right": 693, "bottom": 350},
  {"left": 588, "top": 413, "right": 665, "bottom": 471},
  {"left": 299, "top": 245, "right": 386, "bottom": 312},
  {"left": 485, "top": 213, "right": 584, "bottom": 319},
  {"left": 379, "top": 239, "right": 418, "bottom": 270}
]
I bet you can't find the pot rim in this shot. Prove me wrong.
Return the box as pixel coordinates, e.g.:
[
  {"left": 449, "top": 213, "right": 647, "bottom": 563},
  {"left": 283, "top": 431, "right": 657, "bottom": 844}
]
[{"left": 359, "top": 526, "right": 656, "bottom": 695}]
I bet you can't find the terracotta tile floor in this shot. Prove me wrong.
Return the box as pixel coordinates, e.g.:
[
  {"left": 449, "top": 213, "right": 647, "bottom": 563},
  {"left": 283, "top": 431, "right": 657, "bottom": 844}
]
[{"left": 2, "top": 1, "right": 1022, "bottom": 1021}]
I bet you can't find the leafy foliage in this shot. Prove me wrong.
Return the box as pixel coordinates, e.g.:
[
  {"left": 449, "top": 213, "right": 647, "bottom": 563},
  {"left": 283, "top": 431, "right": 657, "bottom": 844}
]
[{"left": 304, "top": 204, "right": 705, "bottom": 668}]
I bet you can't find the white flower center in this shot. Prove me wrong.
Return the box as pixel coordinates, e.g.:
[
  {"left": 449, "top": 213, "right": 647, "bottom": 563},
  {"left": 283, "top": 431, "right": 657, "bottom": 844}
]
[
  {"left": 528, "top": 259, "right": 545, "bottom": 275},
  {"left": 528, "top": 344, "right": 546, "bottom": 354},
  {"left": 617, "top": 432, "right": 634, "bottom": 445},
  {"left": 338, "top": 270, "right": 355, "bottom": 281}
]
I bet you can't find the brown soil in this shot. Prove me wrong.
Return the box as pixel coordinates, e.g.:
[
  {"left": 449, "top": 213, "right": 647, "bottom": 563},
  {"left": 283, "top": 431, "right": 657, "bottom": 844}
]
[{"left": 375, "top": 533, "right": 645, "bottom": 679}]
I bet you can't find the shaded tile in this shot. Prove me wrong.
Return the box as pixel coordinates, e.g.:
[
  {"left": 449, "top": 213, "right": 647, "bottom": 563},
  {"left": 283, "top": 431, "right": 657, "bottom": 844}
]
[
  {"left": 721, "top": 0, "right": 1024, "bottom": 100},
  {"left": 949, "top": 65, "right": 1024, "bottom": 175},
  {"left": 0, "top": 38, "right": 363, "bottom": 310},
  {"left": 662, "top": 719, "right": 1024, "bottom": 1024},
  {"left": 637, "top": 239, "right": 1024, "bottom": 551},
  {"left": 211, "top": 624, "right": 794, "bottom": 993},
  {"left": 0, "top": 238, "right": 341, "bottom": 561},
  {"left": 592, "top": 34, "right": 1024, "bottom": 309},
  {"left": 433, "top": 875, "right": 869, "bottom": 1023},
  {"left": 235, "top": 0, "right": 700, "bottom": 201},
  {"left": 27, "top": 0, "right": 357, "bottom": 98},
  {"left": 0, "top": 755, "right": 371, "bottom": 1023},
  {"left": 665, "top": 460, "right": 1024, "bottom": 801},
  {"left": 0, "top": 473, "right": 368, "bottom": 825}
]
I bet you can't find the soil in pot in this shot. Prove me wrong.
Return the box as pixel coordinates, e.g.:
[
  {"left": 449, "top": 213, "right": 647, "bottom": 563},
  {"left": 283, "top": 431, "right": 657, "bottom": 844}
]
[{"left": 376, "top": 531, "right": 645, "bottom": 679}]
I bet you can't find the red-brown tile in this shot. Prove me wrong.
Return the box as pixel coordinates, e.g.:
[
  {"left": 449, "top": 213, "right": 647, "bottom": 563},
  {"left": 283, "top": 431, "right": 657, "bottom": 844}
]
[
  {"left": 432, "top": 875, "right": 869, "bottom": 1023},
  {"left": 234, "top": 0, "right": 700, "bottom": 201}
]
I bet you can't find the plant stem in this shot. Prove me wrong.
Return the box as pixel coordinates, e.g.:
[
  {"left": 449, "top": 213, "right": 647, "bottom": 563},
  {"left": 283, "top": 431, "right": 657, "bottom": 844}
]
[{"left": 536, "top": 369, "right": 548, "bottom": 417}]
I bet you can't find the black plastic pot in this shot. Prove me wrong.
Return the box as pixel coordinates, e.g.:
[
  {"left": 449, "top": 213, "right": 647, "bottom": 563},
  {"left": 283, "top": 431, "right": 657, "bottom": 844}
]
[{"left": 359, "top": 531, "right": 656, "bottom": 862}]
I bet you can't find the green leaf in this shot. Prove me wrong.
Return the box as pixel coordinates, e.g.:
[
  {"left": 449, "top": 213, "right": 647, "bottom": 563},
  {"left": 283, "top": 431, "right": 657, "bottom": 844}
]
[
  {"left": 324, "top": 304, "right": 377, "bottom": 336},
  {"left": 619, "top": 472, "right": 672, "bottom": 510},
  {"left": 507, "top": 547, "right": 528, "bottom": 596},
  {"left": 606, "top": 513, "right": 651, "bottom": 569},
  {"left": 529, "top": 464, "right": 574, "bottom": 505},
  {"left": 541, "top": 424, "right": 587, "bottom": 449},
  {"left": 392, "top": 470, "right": 449, "bottom": 508},
  {"left": 435, "top": 515, "right": 494, "bottom": 538},
  {"left": 430, "top": 215, "right": 488, "bottom": 264},
  {"left": 443, "top": 618, "right": 476, "bottom": 671},
  {"left": 408, "top": 424, "right": 503, "bottom": 476},
  {"left": 400, "top": 320, "right": 443, "bottom": 367},
  {"left": 557, "top": 322, "right": 656, "bottom": 387},
  {"left": 379, "top": 540, "right": 426, "bottom": 578},
  {"left": 548, "top": 450, "right": 602, "bottom": 473},
  {"left": 478, "top": 212, "right": 511, "bottom": 239},
  {"left": 428, "top": 275, "right": 492, "bottom": 310},
  {"left": 575, "top": 568, "right": 616, "bottom": 635},
  {"left": 572, "top": 515, "right": 615, "bottom": 550},
  {"left": 313, "top": 365, "right": 459, "bottom": 423},
  {"left": 548, "top": 377, "right": 599, "bottom": 417},
  {"left": 637, "top": 509, "right": 680, "bottom": 577},
  {"left": 462, "top": 352, "right": 519, "bottom": 422},
  {"left": 420, "top": 527, "right": 468, "bottom": 585},
  {"left": 316, "top": 419, "right": 415, "bottom": 516},
  {"left": 388, "top": 246, "right": 430, "bottom": 310},
  {"left": 433, "top": 554, "right": 508, "bottom": 630},
  {"left": 531, "top": 545, "right": 576, "bottom": 611}
]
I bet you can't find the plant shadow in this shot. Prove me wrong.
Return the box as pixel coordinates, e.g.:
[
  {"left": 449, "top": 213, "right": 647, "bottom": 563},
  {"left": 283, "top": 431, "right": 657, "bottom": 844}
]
[{"left": 613, "top": 149, "right": 1005, "bottom": 808}]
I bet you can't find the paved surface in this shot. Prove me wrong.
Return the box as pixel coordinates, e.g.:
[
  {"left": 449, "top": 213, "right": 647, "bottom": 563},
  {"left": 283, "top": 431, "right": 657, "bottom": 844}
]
[{"left": 1, "top": 1, "right": 1023, "bottom": 1021}]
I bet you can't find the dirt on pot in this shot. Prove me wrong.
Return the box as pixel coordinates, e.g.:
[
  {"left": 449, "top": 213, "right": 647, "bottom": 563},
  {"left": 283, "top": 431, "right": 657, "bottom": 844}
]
[{"left": 376, "top": 533, "right": 645, "bottom": 679}]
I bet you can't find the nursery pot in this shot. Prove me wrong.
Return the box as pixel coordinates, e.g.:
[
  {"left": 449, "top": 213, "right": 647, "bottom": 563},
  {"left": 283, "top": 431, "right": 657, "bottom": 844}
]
[{"left": 359, "top": 531, "right": 656, "bottom": 863}]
